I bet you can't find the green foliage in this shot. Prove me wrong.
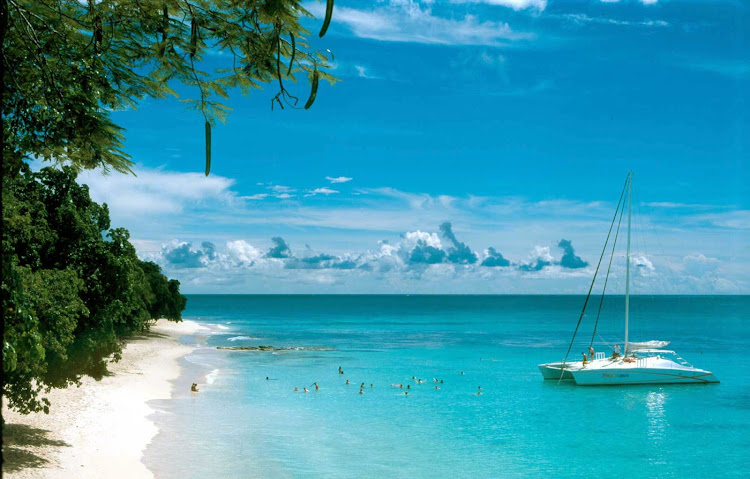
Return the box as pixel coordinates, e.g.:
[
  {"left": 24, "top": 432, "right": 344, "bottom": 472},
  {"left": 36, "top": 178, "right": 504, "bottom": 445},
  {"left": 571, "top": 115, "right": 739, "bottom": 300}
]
[
  {"left": 2, "top": 0, "right": 338, "bottom": 177},
  {"left": 2, "top": 165, "right": 187, "bottom": 413}
]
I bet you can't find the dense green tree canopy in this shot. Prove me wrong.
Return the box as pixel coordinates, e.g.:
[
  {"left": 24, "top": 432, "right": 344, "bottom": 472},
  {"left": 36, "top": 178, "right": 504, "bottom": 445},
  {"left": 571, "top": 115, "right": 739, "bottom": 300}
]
[
  {"left": 2, "top": 0, "right": 336, "bottom": 177},
  {"left": 2, "top": 166, "right": 187, "bottom": 414}
]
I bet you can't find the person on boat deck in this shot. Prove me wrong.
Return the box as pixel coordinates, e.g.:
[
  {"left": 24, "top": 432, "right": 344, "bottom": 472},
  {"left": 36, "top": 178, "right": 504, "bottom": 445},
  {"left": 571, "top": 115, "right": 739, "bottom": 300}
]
[
  {"left": 582, "top": 352, "right": 587, "bottom": 366},
  {"left": 588, "top": 346, "right": 595, "bottom": 361},
  {"left": 613, "top": 344, "right": 621, "bottom": 359}
]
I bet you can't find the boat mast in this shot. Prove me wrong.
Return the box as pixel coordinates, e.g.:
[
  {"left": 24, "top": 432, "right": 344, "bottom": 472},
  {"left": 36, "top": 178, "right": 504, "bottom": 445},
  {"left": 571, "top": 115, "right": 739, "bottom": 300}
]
[{"left": 624, "top": 171, "right": 632, "bottom": 354}]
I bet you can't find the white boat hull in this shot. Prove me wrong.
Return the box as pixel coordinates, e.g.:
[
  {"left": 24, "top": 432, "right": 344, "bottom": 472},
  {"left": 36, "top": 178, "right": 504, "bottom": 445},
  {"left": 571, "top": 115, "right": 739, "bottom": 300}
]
[
  {"left": 571, "top": 367, "right": 719, "bottom": 385},
  {"left": 569, "top": 355, "right": 719, "bottom": 385},
  {"left": 538, "top": 361, "right": 582, "bottom": 380}
]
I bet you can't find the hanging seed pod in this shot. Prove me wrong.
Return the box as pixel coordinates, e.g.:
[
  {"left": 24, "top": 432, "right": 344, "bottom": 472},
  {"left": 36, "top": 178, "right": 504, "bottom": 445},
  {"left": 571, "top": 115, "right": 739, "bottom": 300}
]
[
  {"left": 287, "top": 32, "right": 296, "bottom": 76},
  {"left": 319, "top": 0, "right": 334, "bottom": 37},
  {"left": 204, "top": 121, "right": 211, "bottom": 176},
  {"left": 162, "top": 4, "right": 168, "bottom": 42},
  {"left": 304, "top": 70, "right": 319, "bottom": 109},
  {"left": 189, "top": 17, "right": 198, "bottom": 59}
]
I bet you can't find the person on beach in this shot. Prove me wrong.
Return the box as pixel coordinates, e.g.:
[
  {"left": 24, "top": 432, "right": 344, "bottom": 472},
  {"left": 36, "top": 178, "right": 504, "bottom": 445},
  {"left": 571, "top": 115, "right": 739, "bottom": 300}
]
[
  {"left": 582, "top": 352, "right": 588, "bottom": 366},
  {"left": 191, "top": 383, "right": 199, "bottom": 392},
  {"left": 613, "top": 344, "right": 621, "bottom": 359},
  {"left": 589, "top": 346, "right": 595, "bottom": 361}
]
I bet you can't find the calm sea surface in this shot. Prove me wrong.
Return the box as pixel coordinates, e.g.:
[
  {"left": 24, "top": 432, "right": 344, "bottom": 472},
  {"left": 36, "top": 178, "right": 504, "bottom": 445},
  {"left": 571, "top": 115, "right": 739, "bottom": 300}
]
[{"left": 145, "top": 295, "right": 749, "bottom": 478}]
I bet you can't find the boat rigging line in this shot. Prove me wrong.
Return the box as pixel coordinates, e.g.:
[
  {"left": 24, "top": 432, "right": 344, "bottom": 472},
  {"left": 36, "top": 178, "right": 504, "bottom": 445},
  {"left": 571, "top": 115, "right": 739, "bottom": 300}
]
[{"left": 559, "top": 173, "right": 631, "bottom": 374}]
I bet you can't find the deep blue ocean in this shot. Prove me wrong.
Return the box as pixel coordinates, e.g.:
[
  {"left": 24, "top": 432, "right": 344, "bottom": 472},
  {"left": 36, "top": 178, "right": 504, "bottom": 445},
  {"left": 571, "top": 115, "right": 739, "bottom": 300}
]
[{"left": 145, "top": 295, "right": 749, "bottom": 478}]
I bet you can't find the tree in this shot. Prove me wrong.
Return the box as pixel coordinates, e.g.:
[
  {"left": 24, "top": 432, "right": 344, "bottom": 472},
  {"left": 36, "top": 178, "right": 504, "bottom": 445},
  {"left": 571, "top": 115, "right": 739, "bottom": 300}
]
[
  {"left": 2, "top": 0, "right": 337, "bottom": 177},
  {"left": 2, "top": 165, "right": 188, "bottom": 413}
]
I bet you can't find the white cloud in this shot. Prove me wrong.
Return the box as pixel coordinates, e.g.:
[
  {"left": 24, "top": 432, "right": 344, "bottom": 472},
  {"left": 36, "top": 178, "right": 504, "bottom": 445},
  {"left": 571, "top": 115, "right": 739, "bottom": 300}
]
[
  {"left": 453, "top": 0, "right": 546, "bottom": 11},
  {"left": 242, "top": 193, "right": 269, "bottom": 200},
  {"left": 226, "top": 240, "right": 262, "bottom": 265},
  {"left": 326, "top": 176, "right": 353, "bottom": 184},
  {"left": 77, "top": 166, "right": 236, "bottom": 218},
  {"left": 306, "top": 187, "right": 340, "bottom": 197},
  {"left": 304, "top": 1, "right": 533, "bottom": 46},
  {"left": 564, "top": 13, "right": 668, "bottom": 27}
]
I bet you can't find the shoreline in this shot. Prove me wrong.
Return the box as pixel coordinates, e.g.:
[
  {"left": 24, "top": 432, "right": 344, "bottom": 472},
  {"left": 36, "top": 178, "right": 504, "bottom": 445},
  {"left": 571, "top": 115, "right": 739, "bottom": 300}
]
[{"left": 2, "top": 319, "right": 200, "bottom": 478}]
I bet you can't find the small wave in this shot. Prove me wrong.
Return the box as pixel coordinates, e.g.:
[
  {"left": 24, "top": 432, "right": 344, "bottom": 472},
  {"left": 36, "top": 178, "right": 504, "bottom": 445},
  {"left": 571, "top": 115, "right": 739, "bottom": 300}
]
[
  {"left": 205, "top": 368, "right": 220, "bottom": 385},
  {"left": 217, "top": 345, "right": 336, "bottom": 352},
  {"left": 215, "top": 325, "right": 230, "bottom": 330},
  {"left": 227, "top": 336, "right": 260, "bottom": 342}
]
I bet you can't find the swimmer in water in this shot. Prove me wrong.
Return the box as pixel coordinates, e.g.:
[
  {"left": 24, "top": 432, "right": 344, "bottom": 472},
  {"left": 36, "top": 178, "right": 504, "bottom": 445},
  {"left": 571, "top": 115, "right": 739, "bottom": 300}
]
[
  {"left": 361, "top": 382, "right": 365, "bottom": 388},
  {"left": 359, "top": 389, "right": 364, "bottom": 395},
  {"left": 303, "top": 388, "right": 309, "bottom": 393},
  {"left": 265, "top": 377, "right": 269, "bottom": 380},
  {"left": 339, "top": 366, "right": 344, "bottom": 375},
  {"left": 370, "top": 384, "right": 374, "bottom": 388},
  {"left": 294, "top": 387, "right": 299, "bottom": 392},
  {"left": 405, "top": 391, "right": 408, "bottom": 396},
  {"left": 461, "top": 371, "right": 465, "bottom": 375},
  {"left": 314, "top": 382, "right": 319, "bottom": 391},
  {"left": 407, "top": 385, "right": 411, "bottom": 389},
  {"left": 435, "top": 386, "right": 440, "bottom": 390},
  {"left": 346, "top": 379, "right": 350, "bottom": 385}
]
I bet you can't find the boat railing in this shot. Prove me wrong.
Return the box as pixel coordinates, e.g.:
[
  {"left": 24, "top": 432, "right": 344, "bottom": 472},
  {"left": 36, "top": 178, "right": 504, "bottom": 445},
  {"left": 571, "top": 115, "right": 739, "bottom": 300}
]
[
  {"left": 636, "top": 357, "right": 647, "bottom": 368},
  {"left": 595, "top": 352, "right": 606, "bottom": 360}
]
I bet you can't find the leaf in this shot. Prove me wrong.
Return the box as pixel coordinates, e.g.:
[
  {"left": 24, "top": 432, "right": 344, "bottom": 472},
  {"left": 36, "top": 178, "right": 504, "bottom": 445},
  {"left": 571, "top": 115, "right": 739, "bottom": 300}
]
[
  {"left": 304, "top": 70, "right": 319, "bottom": 109},
  {"left": 287, "top": 33, "right": 296, "bottom": 76},
  {"left": 319, "top": 0, "right": 334, "bottom": 38},
  {"left": 204, "top": 121, "right": 211, "bottom": 176}
]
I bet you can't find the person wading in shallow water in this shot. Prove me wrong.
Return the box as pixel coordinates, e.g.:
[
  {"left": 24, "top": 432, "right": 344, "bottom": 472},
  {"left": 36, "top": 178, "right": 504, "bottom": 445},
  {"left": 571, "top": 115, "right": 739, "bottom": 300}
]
[{"left": 191, "top": 383, "right": 199, "bottom": 392}]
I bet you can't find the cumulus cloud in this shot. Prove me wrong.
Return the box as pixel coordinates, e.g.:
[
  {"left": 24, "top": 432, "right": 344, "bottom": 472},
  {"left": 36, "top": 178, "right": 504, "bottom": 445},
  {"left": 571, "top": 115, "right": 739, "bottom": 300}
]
[
  {"left": 481, "top": 247, "right": 511, "bottom": 267},
  {"left": 266, "top": 237, "right": 293, "bottom": 258},
  {"left": 409, "top": 241, "right": 448, "bottom": 264},
  {"left": 519, "top": 245, "right": 554, "bottom": 271},
  {"left": 557, "top": 239, "right": 588, "bottom": 269},
  {"left": 439, "top": 222, "right": 478, "bottom": 264},
  {"left": 162, "top": 241, "right": 216, "bottom": 268},
  {"left": 631, "top": 255, "right": 655, "bottom": 276},
  {"left": 226, "top": 240, "right": 262, "bottom": 265}
]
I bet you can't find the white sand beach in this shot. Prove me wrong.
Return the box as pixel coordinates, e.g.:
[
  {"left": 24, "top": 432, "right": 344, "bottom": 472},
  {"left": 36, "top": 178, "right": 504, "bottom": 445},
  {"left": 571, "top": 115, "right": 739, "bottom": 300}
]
[{"left": 2, "top": 319, "right": 199, "bottom": 478}]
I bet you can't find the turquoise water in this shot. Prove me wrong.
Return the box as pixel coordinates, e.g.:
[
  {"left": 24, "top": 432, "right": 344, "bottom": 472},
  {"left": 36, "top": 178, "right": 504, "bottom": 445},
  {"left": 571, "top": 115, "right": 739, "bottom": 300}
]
[{"left": 145, "top": 295, "right": 749, "bottom": 478}]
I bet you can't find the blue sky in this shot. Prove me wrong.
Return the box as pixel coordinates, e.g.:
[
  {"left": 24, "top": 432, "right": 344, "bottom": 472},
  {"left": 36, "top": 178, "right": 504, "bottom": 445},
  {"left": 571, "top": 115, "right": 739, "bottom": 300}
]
[{"left": 77, "top": 0, "right": 747, "bottom": 294}]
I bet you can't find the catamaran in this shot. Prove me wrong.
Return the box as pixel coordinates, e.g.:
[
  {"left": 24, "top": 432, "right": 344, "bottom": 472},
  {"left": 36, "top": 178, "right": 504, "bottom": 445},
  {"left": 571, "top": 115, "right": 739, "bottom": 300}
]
[{"left": 539, "top": 172, "right": 719, "bottom": 385}]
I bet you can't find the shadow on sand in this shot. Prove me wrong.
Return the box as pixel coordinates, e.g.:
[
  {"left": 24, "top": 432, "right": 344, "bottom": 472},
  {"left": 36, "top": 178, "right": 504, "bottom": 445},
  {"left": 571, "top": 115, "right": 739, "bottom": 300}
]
[{"left": 2, "top": 423, "right": 71, "bottom": 473}]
